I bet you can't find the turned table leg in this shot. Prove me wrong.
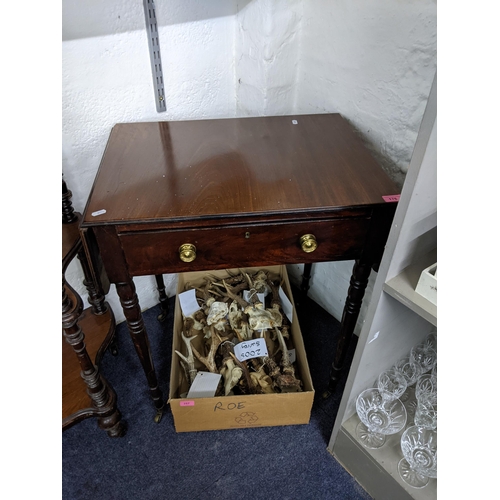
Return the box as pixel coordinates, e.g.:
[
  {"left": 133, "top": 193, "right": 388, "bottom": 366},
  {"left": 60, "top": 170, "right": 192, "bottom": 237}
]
[
  {"left": 155, "top": 274, "right": 169, "bottom": 322},
  {"left": 77, "top": 246, "right": 108, "bottom": 316},
  {"left": 324, "top": 259, "right": 373, "bottom": 398},
  {"left": 301, "top": 263, "right": 313, "bottom": 296},
  {"left": 115, "top": 279, "right": 165, "bottom": 422},
  {"left": 62, "top": 279, "right": 125, "bottom": 437}
]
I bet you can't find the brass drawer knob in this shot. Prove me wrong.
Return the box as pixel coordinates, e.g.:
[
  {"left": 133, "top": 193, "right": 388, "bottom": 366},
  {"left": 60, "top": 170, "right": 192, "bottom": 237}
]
[
  {"left": 179, "top": 243, "right": 196, "bottom": 262},
  {"left": 300, "top": 234, "right": 317, "bottom": 253}
]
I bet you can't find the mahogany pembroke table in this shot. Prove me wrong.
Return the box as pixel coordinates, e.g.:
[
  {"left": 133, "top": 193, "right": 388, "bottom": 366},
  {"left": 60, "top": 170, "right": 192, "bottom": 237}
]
[{"left": 81, "top": 114, "right": 399, "bottom": 422}]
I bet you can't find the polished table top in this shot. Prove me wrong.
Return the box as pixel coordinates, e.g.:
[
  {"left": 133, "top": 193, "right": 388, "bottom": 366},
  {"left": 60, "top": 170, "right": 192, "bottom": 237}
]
[
  {"left": 80, "top": 113, "right": 401, "bottom": 413},
  {"left": 83, "top": 114, "right": 399, "bottom": 227}
]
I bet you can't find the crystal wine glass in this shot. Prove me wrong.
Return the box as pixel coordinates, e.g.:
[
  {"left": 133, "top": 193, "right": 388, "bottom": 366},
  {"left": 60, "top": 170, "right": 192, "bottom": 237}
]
[
  {"left": 355, "top": 388, "right": 407, "bottom": 449},
  {"left": 415, "top": 374, "right": 437, "bottom": 405},
  {"left": 414, "top": 399, "right": 437, "bottom": 430},
  {"left": 377, "top": 368, "right": 407, "bottom": 402},
  {"left": 394, "top": 357, "right": 422, "bottom": 402},
  {"left": 398, "top": 425, "right": 437, "bottom": 488},
  {"left": 431, "top": 362, "right": 437, "bottom": 379},
  {"left": 410, "top": 343, "right": 437, "bottom": 374},
  {"left": 423, "top": 331, "right": 437, "bottom": 351}
]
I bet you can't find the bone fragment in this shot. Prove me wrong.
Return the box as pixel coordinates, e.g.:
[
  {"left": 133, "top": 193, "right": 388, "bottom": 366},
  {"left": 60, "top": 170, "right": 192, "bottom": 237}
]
[
  {"left": 206, "top": 301, "right": 229, "bottom": 332},
  {"left": 220, "top": 357, "right": 243, "bottom": 395},
  {"left": 230, "top": 352, "right": 259, "bottom": 394}
]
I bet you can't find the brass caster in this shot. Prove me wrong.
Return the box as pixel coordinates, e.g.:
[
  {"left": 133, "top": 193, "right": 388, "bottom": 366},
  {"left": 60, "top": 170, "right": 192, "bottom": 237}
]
[
  {"left": 322, "top": 389, "right": 332, "bottom": 400},
  {"left": 154, "top": 408, "right": 164, "bottom": 423},
  {"left": 157, "top": 311, "right": 167, "bottom": 323}
]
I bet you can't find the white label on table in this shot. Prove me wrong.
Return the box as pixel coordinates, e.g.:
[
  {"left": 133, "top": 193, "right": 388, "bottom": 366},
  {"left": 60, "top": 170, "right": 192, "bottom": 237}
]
[
  {"left": 292, "top": 120, "right": 298, "bottom": 124},
  {"left": 91, "top": 209, "right": 107, "bottom": 217},
  {"left": 279, "top": 286, "right": 294, "bottom": 323},
  {"left": 179, "top": 288, "right": 201, "bottom": 317},
  {"left": 243, "top": 290, "right": 266, "bottom": 304},
  {"left": 187, "top": 372, "right": 222, "bottom": 399},
  {"left": 234, "top": 338, "right": 269, "bottom": 362}
]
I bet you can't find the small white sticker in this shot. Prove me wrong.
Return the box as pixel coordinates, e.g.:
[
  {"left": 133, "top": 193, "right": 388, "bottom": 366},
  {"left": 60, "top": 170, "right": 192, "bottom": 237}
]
[
  {"left": 279, "top": 286, "right": 294, "bottom": 323},
  {"left": 179, "top": 289, "right": 201, "bottom": 317},
  {"left": 292, "top": 120, "right": 298, "bottom": 124},
  {"left": 288, "top": 348, "right": 296, "bottom": 364},
  {"left": 234, "top": 338, "right": 269, "bottom": 362},
  {"left": 91, "top": 209, "right": 107, "bottom": 217},
  {"left": 368, "top": 331, "right": 380, "bottom": 344}
]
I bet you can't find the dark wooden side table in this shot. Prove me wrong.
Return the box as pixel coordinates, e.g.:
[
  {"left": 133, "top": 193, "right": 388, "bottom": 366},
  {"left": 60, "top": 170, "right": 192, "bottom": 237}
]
[
  {"left": 63, "top": 178, "right": 125, "bottom": 436},
  {"left": 81, "top": 113, "right": 399, "bottom": 420}
]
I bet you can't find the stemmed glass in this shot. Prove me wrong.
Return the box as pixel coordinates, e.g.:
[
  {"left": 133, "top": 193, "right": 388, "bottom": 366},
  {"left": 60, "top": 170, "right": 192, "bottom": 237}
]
[
  {"left": 355, "top": 388, "right": 407, "bottom": 449},
  {"left": 431, "top": 362, "right": 437, "bottom": 379},
  {"left": 394, "top": 357, "right": 422, "bottom": 402},
  {"left": 422, "top": 331, "right": 437, "bottom": 351},
  {"left": 377, "top": 368, "right": 407, "bottom": 402},
  {"left": 398, "top": 425, "right": 437, "bottom": 488},
  {"left": 414, "top": 399, "right": 437, "bottom": 430},
  {"left": 415, "top": 374, "right": 437, "bottom": 404},
  {"left": 410, "top": 342, "right": 437, "bottom": 374}
]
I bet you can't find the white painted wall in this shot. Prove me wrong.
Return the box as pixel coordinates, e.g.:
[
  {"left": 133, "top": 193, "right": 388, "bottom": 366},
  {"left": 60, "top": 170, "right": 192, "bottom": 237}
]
[
  {"left": 62, "top": 0, "right": 436, "bottom": 326},
  {"left": 235, "top": 0, "right": 302, "bottom": 116},
  {"left": 287, "top": 0, "right": 436, "bottom": 331},
  {"left": 63, "top": 0, "right": 239, "bottom": 321}
]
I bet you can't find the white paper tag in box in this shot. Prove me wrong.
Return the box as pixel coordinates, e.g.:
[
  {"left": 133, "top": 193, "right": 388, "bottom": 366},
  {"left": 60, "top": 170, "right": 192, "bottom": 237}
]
[
  {"left": 415, "top": 262, "right": 437, "bottom": 305},
  {"left": 187, "top": 372, "right": 222, "bottom": 399},
  {"left": 279, "top": 286, "right": 293, "bottom": 323},
  {"left": 234, "top": 338, "right": 269, "bottom": 362},
  {"left": 179, "top": 288, "right": 201, "bottom": 317}
]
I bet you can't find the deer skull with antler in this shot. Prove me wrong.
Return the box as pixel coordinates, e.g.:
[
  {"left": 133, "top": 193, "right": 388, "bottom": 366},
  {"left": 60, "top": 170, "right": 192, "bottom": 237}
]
[
  {"left": 223, "top": 280, "right": 282, "bottom": 332},
  {"left": 219, "top": 340, "right": 243, "bottom": 396}
]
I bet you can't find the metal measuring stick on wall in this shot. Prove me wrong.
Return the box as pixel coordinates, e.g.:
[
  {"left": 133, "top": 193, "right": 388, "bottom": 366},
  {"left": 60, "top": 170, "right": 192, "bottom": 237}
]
[{"left": 143, "top": 0, "right": 166, "bottom": 112}]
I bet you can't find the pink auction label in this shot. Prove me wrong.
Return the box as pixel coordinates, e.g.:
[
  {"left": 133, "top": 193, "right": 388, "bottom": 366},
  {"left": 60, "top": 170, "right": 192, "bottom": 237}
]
[
  {"left": 180, "top": 400, "right": 195, "bottom": 407},
  {"left": 382, "top": 194, "right": 400, "bottom": 202}
]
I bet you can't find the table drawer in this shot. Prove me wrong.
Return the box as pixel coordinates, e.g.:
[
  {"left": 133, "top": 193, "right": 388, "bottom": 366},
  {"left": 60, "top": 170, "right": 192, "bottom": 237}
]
[{"left": 118, "top": 217, "right": 370, "bottom": 276}]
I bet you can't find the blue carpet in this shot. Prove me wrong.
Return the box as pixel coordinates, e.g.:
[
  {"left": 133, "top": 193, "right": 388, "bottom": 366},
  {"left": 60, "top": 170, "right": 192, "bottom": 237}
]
[{"left": 62, "top": 288, "right": 372, "bottom": 500}]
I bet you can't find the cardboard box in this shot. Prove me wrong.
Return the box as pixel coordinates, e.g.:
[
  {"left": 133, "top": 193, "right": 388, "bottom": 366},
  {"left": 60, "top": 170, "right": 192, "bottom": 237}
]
[{"left": 168, "top": 265, "right": 315, "bottom": 432}]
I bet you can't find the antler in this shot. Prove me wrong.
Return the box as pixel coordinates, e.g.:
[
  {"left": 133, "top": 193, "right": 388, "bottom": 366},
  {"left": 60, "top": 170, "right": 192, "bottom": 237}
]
[
  {"left": 274, "top": 326, "right": 302, "bottom": 393},
  {"left": 230, "top": 352, "right": 260, "bottom": 394},
  {"left": 174, "top": 332, "right": 198, "bottom": 387},
  {"left": 191, "top": 326, "right": 223, "bottom": 373}
]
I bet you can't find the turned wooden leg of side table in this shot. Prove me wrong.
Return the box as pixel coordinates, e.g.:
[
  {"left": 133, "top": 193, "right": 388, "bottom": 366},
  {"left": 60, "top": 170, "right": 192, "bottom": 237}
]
[
  {"left": 77, "top": 245, "right": 108, "bottom": 316},
  {"left": 324, "top": 259, "right": 373, "bottom": 398},
  {"left": 62, "top": 279, "right": 125, "bottom": 437},
  {"left": 115, "top": 279, "right": 165, "bottom": 422},
  {"left": 154, "top": 274, "right": 169, "bottom": 322},
  {"left": 301, "top": 263, "right": 313, "bottom": 296}
]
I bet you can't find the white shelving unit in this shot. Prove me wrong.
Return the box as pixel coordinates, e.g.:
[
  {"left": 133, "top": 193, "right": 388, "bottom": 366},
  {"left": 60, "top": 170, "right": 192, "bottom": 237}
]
[{"left": 327, "top": 74, "right": 437, "bottom": 500}]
